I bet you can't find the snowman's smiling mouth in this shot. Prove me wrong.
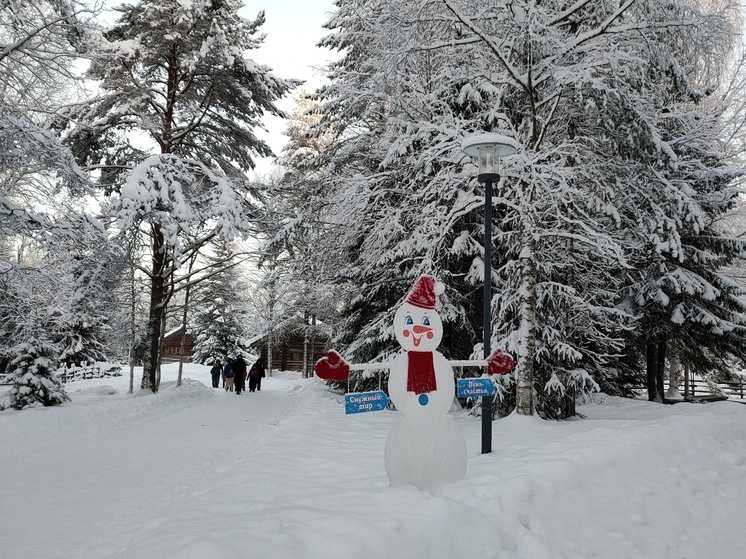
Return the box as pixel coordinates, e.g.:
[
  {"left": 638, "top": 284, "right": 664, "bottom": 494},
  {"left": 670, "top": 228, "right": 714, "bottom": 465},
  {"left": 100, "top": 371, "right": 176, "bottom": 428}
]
[{"left": 409, "top": 325, "right": 433, "bottom": 348}]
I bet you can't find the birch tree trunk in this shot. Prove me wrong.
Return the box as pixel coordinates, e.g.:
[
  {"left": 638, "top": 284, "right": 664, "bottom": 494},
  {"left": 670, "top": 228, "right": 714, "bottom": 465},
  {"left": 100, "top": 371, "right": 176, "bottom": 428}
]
[{"left": 515, "top": 223, "right": 537, "bottom": 416}]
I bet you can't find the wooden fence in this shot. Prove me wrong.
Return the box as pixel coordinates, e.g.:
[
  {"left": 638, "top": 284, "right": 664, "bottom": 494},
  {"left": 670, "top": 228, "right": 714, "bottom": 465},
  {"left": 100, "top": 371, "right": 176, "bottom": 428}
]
[
  {"left": 684, "top": 378, "right": 745, "bottom": 399},
  {"left": 56, "top": 365, "right": 123, "bottom": 383},
  {"left": 0, "top": 365, "right": 122, "bottom": 386},
  {"left": 625, "top": 375, "right": 746, "bottom": 400}
]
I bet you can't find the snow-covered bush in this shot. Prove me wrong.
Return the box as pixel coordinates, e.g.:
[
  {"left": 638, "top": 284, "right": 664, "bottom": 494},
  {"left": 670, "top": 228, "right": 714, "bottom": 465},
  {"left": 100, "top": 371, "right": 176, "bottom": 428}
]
[{"left": 0, "top": 340, "right": 70, "bottom": 410}]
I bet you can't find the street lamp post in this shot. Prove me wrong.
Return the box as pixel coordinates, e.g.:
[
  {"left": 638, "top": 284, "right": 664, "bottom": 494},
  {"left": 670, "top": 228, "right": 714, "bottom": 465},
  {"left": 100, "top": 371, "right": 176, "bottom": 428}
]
[{"left": 461, "top": 133, "right": 519, "bottom": 454}]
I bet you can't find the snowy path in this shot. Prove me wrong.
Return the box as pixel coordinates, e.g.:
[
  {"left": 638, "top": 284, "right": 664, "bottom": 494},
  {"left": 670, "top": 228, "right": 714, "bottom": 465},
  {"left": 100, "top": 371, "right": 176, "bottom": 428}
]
[{"left": 1, "top": 365, "right": 746, "bottom": 558}]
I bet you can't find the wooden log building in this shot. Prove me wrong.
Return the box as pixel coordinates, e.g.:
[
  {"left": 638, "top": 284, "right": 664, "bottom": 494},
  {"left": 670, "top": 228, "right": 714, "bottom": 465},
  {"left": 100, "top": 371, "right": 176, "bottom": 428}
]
[
  {"left": 252, "top": 332, "right": 328, "bottom": 373},
  {"left": 158, "top": 326, "right": 328, "bottom": 373},
  {"left": 160, "top": 327, "right": 195, "bottom": 364}
]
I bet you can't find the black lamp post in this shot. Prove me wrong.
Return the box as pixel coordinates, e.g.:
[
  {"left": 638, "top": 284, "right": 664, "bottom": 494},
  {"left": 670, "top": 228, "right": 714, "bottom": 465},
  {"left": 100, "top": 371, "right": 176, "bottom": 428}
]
[{"left": 461, "top": 133, "right": 518, "bottom": 454}]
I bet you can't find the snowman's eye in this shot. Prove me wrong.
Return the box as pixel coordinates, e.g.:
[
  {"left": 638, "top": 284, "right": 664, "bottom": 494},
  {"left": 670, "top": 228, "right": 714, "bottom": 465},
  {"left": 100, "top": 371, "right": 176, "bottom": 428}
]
[
  {"left": 422, "top": 316, "right": 431, "bottom": 326},
  {"left": 405, "top": 316, "right": 413, "bottom": 325}
]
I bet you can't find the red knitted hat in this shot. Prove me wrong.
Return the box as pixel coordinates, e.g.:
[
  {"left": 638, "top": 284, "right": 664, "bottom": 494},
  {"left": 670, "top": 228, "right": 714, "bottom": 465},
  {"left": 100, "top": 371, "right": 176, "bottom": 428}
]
[{"left": 406, "top": 275, "right": 443, "bottom": 309}]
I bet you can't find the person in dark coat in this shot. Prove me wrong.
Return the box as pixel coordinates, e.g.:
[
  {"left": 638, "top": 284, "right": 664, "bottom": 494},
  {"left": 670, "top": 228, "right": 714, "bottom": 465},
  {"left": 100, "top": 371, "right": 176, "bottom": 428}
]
[
  {"left": 233, "top": 355, "right": 248, "bottom": 395},
  {"left": 209, "top": 360, "right": 222, "bottom": 388},
  {"left": 222, "top": 358, "right": 234, "bottom": 391},
  {"left": 248, "top": 357, "right": 266, "bottom": 392}
]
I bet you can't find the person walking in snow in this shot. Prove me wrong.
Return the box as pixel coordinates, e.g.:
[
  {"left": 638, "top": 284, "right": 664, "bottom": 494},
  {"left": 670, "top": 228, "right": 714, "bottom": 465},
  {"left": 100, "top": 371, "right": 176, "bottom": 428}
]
[
  {"left": 222, "top": 358, "right": 235, "bottom": 392},
  {"left": 209, "top": 360, "right": 222, "bottom": 388},
  {"left": 233, "top": 355, "right": 248, "bottom": 395},
  {"left": 248, "top": 357, "right": 265, "bottom": 392}
]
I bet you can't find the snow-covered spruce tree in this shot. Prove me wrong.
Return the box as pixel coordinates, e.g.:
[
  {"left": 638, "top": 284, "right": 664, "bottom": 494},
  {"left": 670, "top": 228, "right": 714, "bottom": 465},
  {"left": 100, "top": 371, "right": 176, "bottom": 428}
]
[
  {"left": 0, "top": 337, "right": 70, "bottom": 411},
  {"left": 440, "top": 0, "right": 746, "bottom": 413},
  {"left": 264, "top": 96, "right": 344, "bottom": 368},
  {"left": 248, "top": 270, "right": 294, "bottom": 374},
  {"left": 0, "top": 262, "right": 70, "bottom": 410},
  {"left": 288, "top": 0, "right": 486, "bottom": 385},
  {"left": 0, "top": 0, "right": 122, "bottom": 408},
  {"left": 65, "top": 0, "right": 298, "bottom": 392},
  {"left": 277, "top": 0, "right": 490, "bottom": 389},
  {"left": 608, "top": 7, "right": 746, "bottom": 401},
  {"left": 47, "top": 214, "right": 126, "bottom": 367},
  {"left": 1, "top": 1, "right": 114, "bottom": 379},
  {"left": 0, "top": 211, "right": 123, "bottom": 380},
  {"left": 295, "top": 0, "right": 746, "bottom": 416},
  {"left": 296, "top": 0, "right": 629, "bottom": 408},
  {"left": 190, "top": 241, "right": 254, "bottom": 364},
  {"left": 0, "top": 266, "right": 30, "bottom": 375}
]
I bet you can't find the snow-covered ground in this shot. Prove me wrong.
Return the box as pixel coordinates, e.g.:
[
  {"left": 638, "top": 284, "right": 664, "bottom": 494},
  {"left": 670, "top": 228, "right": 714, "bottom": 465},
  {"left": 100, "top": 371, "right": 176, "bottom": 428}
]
[{"left": 1, "top": 363, "right": 745, "bottom": 559}]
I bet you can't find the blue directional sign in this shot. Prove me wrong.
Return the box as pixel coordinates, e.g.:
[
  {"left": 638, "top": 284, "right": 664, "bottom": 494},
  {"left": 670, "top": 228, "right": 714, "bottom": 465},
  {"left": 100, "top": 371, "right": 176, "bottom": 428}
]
[
  {"left": 345, "top": 390, "right": 389, "bottom": 414},
  {"left": 457, "top": 378, "right": 496, "bottom": 398}
]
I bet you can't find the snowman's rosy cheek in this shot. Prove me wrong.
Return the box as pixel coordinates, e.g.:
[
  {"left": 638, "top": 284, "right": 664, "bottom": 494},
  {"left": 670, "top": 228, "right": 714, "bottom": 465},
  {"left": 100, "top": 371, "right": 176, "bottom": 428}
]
[
  {"left": 426, "top": 332, "right": 433, "bottom": 339},
  {"left": 403, "top": 329, "right": 410, "bottom": 337}
]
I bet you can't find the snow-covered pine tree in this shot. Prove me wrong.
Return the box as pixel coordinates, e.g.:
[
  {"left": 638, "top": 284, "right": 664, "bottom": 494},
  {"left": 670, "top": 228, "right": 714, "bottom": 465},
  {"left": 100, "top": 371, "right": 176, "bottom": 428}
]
[
  {"left": 0, "top": 211, "right": 124, "bottom": 383},
  {"left": 0, "top": 337, "right": 70, "bottom": 410},
  {"left": 292, "top": 0, "right": 485, "bottom": 379},
  {"left": 289, "top": 0, "right": 746, "bottom": 416},
  {"left": 280, "top": 91, "right": 336, "bottom": 175},
  {"left": 1, "top": 1, "right": 115, "bottom": 383},
  {"left": 291, "top": 0, "right": 615, "bottom": 404},
  {"left": 0, "top": 260, "right": 71, "bottom": 410},
  {"left": 190, "top": 242, "right": 253, "bottom": 364},
  {"left": 64, "top": 0, "right": 299, "bottom": 392},
  {"left": 260, "top": 91, "right": 348, "bottom": 376},
  {"left": 607, "top": 2, "right": 746, "bottom": 401},
  {"left": 48, "top": 214, "right": 125, "bottom": 367}
]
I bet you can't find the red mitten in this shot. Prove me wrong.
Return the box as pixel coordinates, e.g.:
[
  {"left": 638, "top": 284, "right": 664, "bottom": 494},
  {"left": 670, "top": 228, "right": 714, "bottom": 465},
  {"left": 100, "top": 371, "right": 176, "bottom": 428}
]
[
  {"left": 487, "top": 348, "right": 515, "bottom": 375},
  {"left": 314, "top": 350, "right": 350, "bottom": 381}
]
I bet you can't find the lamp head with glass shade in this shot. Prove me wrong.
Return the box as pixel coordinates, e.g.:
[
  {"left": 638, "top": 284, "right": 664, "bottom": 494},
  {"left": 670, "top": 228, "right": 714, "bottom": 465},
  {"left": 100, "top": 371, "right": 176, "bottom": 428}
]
[{"left": 461, "top": 133, "right": 519, "bottom": 184}]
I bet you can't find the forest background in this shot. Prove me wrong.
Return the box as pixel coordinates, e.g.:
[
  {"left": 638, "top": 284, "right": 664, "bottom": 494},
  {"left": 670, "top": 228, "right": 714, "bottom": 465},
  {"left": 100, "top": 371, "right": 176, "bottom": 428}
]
[{"left": 3, "top": 0, "right": 746, "bottom": 419}]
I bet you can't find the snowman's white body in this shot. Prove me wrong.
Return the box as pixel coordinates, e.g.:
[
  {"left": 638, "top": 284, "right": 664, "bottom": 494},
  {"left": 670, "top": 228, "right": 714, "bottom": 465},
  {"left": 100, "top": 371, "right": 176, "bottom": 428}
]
[{"left": 384, "top": 299, "right": 467, "bottom": 491}]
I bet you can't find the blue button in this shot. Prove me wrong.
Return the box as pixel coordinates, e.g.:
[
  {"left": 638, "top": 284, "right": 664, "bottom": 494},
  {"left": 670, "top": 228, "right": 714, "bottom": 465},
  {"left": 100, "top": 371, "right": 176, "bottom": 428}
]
[{"left": 418, "top": 394, "right": 429, "bottom": 406}]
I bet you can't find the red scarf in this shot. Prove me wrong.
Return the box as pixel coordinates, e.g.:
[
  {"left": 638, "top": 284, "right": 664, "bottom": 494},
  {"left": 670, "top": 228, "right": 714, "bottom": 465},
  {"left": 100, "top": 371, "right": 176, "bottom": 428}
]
[{"left": 407, "top": 351, "right": 437, "bottom": 394}]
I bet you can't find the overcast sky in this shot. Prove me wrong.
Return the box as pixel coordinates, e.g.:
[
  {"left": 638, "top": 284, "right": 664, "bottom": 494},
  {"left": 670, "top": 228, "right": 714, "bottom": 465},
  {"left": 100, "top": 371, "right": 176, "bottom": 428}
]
[{"left": 244, "top": 0, "right": 337, "bottom": 176}]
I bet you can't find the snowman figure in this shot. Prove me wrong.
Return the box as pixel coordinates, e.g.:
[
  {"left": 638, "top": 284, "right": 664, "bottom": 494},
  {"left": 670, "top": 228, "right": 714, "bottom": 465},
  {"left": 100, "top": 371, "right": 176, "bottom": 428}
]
[
  {"left": 384, "top": 275, "right": 467, "bottom": 490},
  {"left": 315, "top": 275, "right": 468, "bottom": 491}
]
